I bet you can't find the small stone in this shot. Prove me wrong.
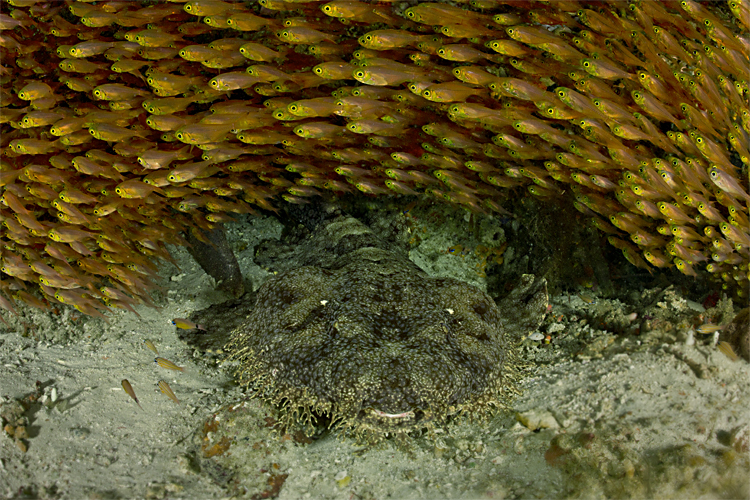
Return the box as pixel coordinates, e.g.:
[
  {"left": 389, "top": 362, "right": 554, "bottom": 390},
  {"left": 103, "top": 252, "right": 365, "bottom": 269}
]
[
  {"left": 622, "top": 459, "right": 635, "bottom": 478},
  {"left": 685, "top": 300, "right": 705, "bottom": 312},
  {"left": 13, "top": 426, "right": 27, "bottom": 440},
  {"left": 164, "top": 483, "right": 184, "bottom": 494},
  {"left": 547, "top": 322, "right": 565, "bottom": 334},
  {"left": 145, "top": 484, "right": 166, "bottom": 499},
  {"left": 433, "top": 440, "right": 449, "bottom": 458},
  {"left": 728, "top": 424, "right": 749, "bottom": 453},
  {"left": 70, "top": 427, "right": 90, "bottom": 439},
  {"left": 334, "top": 471, "right": 351, "bottom": 488},
  {"left": 516, "top": 409, "right": 560, "bottom": 431}
]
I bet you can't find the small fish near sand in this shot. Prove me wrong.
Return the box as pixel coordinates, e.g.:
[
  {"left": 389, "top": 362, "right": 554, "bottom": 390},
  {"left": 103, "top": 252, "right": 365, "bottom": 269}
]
[
  {"left": 718, "top": 341, "right": 740, "bottom": 362},
  {"left": 155, "top": 357, "right": 184, "bottom": 372},
  {"left": 171, "top": 318, "right": 207, "bottom": 331},
  {"left": 157, "top": 380, "right": 180, "bottom": 404},
  {"left": 144, "top": 339, "right": 158, "bottom": 355},
  {"left": 121, "top": 379, "right": 143, "bottom": 410},
  {"left": 695, "top": 323, "right": 725, "bottom": 334}
]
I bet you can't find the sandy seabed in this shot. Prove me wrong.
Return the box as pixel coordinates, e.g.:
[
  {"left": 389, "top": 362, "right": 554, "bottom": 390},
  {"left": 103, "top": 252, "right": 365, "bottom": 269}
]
[{"left": 1, "top": 202, "right": 748, "bottom": 500}]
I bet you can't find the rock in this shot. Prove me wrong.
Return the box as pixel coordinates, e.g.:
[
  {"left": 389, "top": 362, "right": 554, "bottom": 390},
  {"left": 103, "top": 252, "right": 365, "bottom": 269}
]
[
  {"left": 516, "top": 409, "right": 560, "bottom": 431},
  {"left": 720, "top": 308, "right": 749, "bottom": 362},
  {"left": 186, "top": 226, "right": 245, "bottom": 298}
]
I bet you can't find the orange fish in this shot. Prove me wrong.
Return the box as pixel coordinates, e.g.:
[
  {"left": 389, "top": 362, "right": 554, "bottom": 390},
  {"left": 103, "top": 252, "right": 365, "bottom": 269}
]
[
  {"left": 405, "top": 3, "right": 486, "bottom": 25},
  {"left": 227, "top": 12, "right": 275, "bottom": 31},
  {"left": 182, "top": 0, "right": 231, "bottom": 16},
  {"left": 276, "top": 27, "right": 333, "bottom": 44},
  {"left": 505, "top": 25, "right": 561, "bottom": 45},
  {"left": 358, "top": 29, "right": 424, "bottom": 50},
  {"left": 437, "top": 44, "right": 493, "bottom": 63},
  {"left": 17, "top": 81, "right": 53, "bottom": 100},
  {"left": 92, "top": 84, "right": 148, "bottom": 101},
  {"left": 208, "top": 72, "right": 261, "bottom": 91},
  {"left": 47, "top": 226, "right": 97, "bottom": 243},
  {"left": 115, "top": 179, "right": 165, "bottom": 199},
  {"left": 68, "top": 41, "right": 115, "bottom": 58},
  {"left": 238, "top": 42, "right": 283, "bottom": 62},
  {"left": 422, "top": 82, "right": 485, "bottom": 103}
]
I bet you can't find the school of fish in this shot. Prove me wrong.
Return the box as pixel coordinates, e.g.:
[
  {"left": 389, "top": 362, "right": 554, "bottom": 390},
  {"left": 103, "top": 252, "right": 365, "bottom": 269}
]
[{"left": 1, "top": 0, "right": 749, "bottom": 321}]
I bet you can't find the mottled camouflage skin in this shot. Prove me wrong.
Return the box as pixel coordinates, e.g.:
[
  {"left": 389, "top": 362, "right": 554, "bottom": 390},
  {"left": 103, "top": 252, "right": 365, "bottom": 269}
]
[{"left": 227, "top": 215, "right": 548, "bottom": 443}]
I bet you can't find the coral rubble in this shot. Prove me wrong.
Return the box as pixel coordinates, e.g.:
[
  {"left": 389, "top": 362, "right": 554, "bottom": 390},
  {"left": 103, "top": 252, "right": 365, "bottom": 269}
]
[{"left": 0, "top": 0, "right": 748, "bottom": 320}]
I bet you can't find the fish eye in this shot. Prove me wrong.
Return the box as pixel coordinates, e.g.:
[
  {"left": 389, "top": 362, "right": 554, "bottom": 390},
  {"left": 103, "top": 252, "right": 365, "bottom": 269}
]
[
  {"left": 314, "top": 67, "right": 322, "bottom": 74},
  {"left": 323, "top": 5, "right": 331, "bottom": 12},
  {"left": 365, "top": 35, "right": 372, "bottom": 40}
]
